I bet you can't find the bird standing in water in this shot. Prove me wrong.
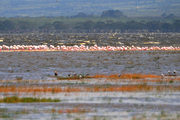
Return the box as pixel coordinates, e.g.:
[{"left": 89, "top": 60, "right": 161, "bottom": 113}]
[
  {"left": 161, "top": 73, "right": 164, "bottom": 79},
  {"left": 173, "top": 70, "right": 177, "bottom": 76},
  {"left": 73, "top": 73, "right": 77, "bottom": 77},
  {"left": 54, "top": 70, "right": 58, "bottom": 76},
  {"left": 168, "top": 70, "right": 171, "bottom": 75}
]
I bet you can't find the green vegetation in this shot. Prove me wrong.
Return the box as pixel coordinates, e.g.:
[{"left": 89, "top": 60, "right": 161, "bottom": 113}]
[
  {"left": 1, "top": 0, "right": 180, "bottom": 17},
  {"left": 169, "top": 80, "right": 174, "bottom": 84},
  {"left": 0, "top": 96, "right": 60, "bottom": 103},
  {"left": 0, "top": 114, "right": 10, "bottom": 119},
  {"left": 0, "top": 10, "right": 179, "bottom": 33},
  {"left": 16, "top": 76, "right": 23, "bottom": 80},
  {"left": 0, "top": 108, "right": 11, "bottom": 118},
  {"left": 119, "top": 98, "right": 122, "bottom": 103}
]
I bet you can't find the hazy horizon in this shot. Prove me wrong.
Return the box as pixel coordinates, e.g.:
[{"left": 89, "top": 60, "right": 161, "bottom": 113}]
[{"left": 0, "top": 0, "right": 180, "bottom": 17}]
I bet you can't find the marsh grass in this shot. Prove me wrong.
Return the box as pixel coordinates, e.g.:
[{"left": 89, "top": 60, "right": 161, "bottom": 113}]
[
  {"left": 55, "top": 73, "right": 159, "bottom": 80},
  {"left": 0, "top": 96, "right": 60, "bottom": 103},
  {"left": 0, "top": 114, "right": 10, "bottom": 119},
  {"left": 0, "top": 108, "right": 11, "bottom": 118},
  {"left": 90, "top": 74, "right": 160, "bottom": 79},
  {"left": 16, "top": 76, "right": 23, "bottom": 80},
  {"left": 58, "top": 108, "right": 90, "bottom": 114},
  {"left": 119, "top": 98, "right": 122, "bottom": 103},
  {"left": 57, "top": 75, "right": 90, "bottom": 80},
  {"left": 169, "top": 80, "right": 174, "bottom": 83},
  {"left": 0, "top": 84, "right": 179, "bottom": 93}
]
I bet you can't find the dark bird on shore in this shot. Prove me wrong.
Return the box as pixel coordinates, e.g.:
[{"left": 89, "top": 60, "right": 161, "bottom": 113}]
[
  {"left": 118, "top": 74, "right": 121, "bottom": 77},
  {"left": 173, "top": 70, "right": 177, "bottom": 75},
  {"left": 54, "top": 70, "right": 58, "bottom": 76},
  {"left": 68, "top": 74, "right": 71, "bottom": 77}
]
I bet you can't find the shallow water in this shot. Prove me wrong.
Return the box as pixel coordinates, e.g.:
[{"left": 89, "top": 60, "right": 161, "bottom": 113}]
[
  {"left": 0, "top": 51, "right": 179, "bottom": 80},
  {"left": 0, "top": 91, "right": 180, "bottom": 120},
  {"left": 0, "top": 33, "right": 180, "bottom": 119}
]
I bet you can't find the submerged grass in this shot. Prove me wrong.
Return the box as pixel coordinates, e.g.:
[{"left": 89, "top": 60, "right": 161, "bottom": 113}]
[
  {"left": 0, "top": 84, "right": 179, "bottom": 93},
  {"left": 0, "top": 74, "right": 179, "bottom": 93},
  {"left": 58, "top": 108, "right": 90, "bottom": 114},
  {"left": 90, "top": 73, "right": 160, "bottom": 79},
  {"left": 57, "top": 74, "right": 90, "bottom": 80},
  {"left": 0, "top": 96, "right": 60, "bottom": 103},
  {"left": 56, "top": 73, "right": 160, "bottom": 80}
]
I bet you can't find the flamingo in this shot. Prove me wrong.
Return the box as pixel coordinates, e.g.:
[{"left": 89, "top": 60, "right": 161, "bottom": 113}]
[{"left": 0, "top": 44, "right": 180, "bottom": 52}]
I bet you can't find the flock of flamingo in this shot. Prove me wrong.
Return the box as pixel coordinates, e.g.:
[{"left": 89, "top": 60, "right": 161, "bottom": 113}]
[{"left": 0, "top": 44, "right": 180, "bottom": 52}]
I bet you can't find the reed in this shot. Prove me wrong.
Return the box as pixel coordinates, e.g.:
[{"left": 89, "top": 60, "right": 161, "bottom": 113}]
[
  {"left": 0, "top": 96, "right": 60, "bottom": 103},
  {"left": 0, "top": 85, "right": 179, "bottom": 93},
  {"left": 53, "top": 73, "right": 163, "bottom": 80},
  {"left": 119, "top": 74, "right": 160, "bottom": 79},
  {"left": 90, "top": 73, "right": 160, "bottom": 79},
  {"left": 58, "top": 108, "right": 90, "bottom": 114}
]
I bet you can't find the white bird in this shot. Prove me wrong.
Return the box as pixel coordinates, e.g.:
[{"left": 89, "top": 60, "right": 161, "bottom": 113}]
[
  {"left": 161, "top": 74, "right": 164, "bottom": 79},
  {"left": 73, "top": 73, "right": 77, "bottom": 77},
  {"left": 168, "top": 70, "right": 171, "bottom": 75},
  {"left": 79, "top": 75, "right": 82, "bottom": 79}
]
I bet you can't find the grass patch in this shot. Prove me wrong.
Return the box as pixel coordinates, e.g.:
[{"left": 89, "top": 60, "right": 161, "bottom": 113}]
[
  {"left": 0, "top": 114, "right": 11, "bottom": 118},
  {"left": 55, "top": 73, "right": 161, "bottom": 80},
  {"left": 58, "top": 108, "right": 90, "bottom": 114},
  {"left": 90, "top": 73, "right": 160, "bottom": 79},
  {"left": 119, "top": 74, "right": 160, "bottom": 79},
  {"left": 119, "top": 98, "right": 122, "bottom": 103},
  {"left": 169, "top": 80, "right": 174, "bottom": 84},
  {"left": 0, "top": 84, "right": 179, "bottom": 93},
  {"left": 16, "top": 76, "right": 23, "bottom": 80},
  {"left": 57, "top": 75, "right": 90, "bottom": 80},
  {"left": 0, "top": 96, "right": 60, "bottom": 103}
]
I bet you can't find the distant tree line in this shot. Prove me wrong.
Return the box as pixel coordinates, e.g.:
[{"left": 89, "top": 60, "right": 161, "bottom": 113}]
[
  {"left": 0, "top": 10, "right": 179, "bottom": 33},
  {"left": 0, "top": 19, "right": 179, "bottom": 33}
]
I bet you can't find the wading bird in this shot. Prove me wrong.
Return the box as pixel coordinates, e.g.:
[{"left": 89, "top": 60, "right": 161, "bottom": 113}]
[
  {"left": 168, "top": 70, "right": 171, "bottom": 75},
  {"left": 73, "top": 73, "right": 77, "bottom": 77},
  {"left": 54, "top": 71, "right": 58, "bottom": 76},
  {"left": 173, "top": 70, "right": 177, "bottom": 75},
  {"left": 118, "top": 74, "right": 121, "bottom": 77},
  {"left": 161, "top": 73, "right": 164, "bottom": 79},
  {"left": 0, "top": 45, "right": 180, "bottom": 52}
]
